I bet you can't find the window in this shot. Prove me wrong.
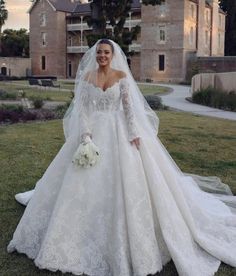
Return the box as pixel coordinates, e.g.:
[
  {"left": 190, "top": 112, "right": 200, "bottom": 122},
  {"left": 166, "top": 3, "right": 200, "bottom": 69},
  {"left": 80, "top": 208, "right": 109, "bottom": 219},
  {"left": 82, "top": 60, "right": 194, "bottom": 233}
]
[
  {"left": 205, "top": 9, "right": 210, "bottom": 24},
  {"left": 159, "top": 55, "right": 165, "bottom": 71},
  {"left": 205, "top": 30, "right": 209, "bottom": 46},
  {"left": 218, "top": 33, "right": 221, "bottom": 48},
  {"left": 68, "top": 36, "right": 73, "bottom": 46},
  {"left": 41, "top": 56, "right": 46, "bottom": 70},
  {"left": 40, "top": 13, "right": 46, "bottom": 26},
  {"left": 41, "top": 32, "right": 46, "bottom": 46},
  {"left": 159, "top": 26, "right": 166, "bottom": 43},
  {"left": 159, "top": 1, "right": 166, "bottom": 17},
  {"left": 190, "top": 26, "right": 194, "bottom": 45},
  {"left": 68, "top": 61, "right": 72, "bottom": 78},
  {"left": 219, "top": 15, "right": 222, "bottom": 28},
  {"left": 190, "top": 4, "right": 195, "bottom": 19}
]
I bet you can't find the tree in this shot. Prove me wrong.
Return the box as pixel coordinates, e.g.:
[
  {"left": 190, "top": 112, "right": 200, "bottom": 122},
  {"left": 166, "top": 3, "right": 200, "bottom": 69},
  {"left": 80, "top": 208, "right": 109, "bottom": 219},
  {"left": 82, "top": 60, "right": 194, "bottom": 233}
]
[
  {"left": 0, "top": 0, "right": 7, "bottom": 33},
  {"left": 142, "top": 0, "right": 162, "bottom": 5},
  {"left": 219, "top": 0, "right": 236, "bottom": 56},
  {"left": 0, "top": 0, "right": 8, "bottom": 53},
  {"left": 86, "top": 0, "right": 163, "bottom": 55},
  {"left": 0, "top": 29, "right": 29, "bottom": 57},
  {"left": 86, "top": 0, "right": 140, "bottom": 55}
]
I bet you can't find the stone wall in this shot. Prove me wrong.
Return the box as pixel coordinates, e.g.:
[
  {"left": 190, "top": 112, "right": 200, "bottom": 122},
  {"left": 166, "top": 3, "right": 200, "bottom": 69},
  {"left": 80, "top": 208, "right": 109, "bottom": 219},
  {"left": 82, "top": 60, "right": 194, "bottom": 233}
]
[
  {"left": 187, "top": 56, "right": 236, "bottom": 82},
  {"left": 191, "top": 71, "right": 236, "bottom": 93},
  {"left": 0, "top": 57, "right": 31, "bottom": 77}
]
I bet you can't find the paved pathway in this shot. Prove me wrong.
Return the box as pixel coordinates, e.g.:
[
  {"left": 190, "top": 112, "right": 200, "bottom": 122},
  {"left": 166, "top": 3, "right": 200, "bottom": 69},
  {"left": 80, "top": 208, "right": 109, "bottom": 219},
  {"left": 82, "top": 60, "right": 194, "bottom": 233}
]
[{"left": 138, "top": 82, "right": 236, "bottom": 121}]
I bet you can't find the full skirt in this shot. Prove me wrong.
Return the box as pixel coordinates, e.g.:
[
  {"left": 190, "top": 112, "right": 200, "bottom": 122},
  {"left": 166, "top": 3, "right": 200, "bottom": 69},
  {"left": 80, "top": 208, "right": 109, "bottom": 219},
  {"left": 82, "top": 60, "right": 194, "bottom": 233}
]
[{"left": 7, "top": 111, "right": 236, "bottom": 276}]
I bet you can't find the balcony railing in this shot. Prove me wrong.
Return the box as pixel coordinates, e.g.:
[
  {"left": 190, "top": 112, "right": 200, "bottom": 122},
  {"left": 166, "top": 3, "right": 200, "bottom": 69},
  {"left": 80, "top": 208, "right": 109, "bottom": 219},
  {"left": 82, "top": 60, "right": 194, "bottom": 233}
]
[
  {"left": 67, "top": 43, "right": 141, "bottom": 54},
  {"left": 67, "top": 46, "right": 89, "bottom": 53},
  {"left": 67, "top": 19, "right": 141, "bottom": 32},
  {"left": 129, "top": 43, "right": 141, "bottom": 52},
  {"left": 67, "top": 23, "right": 92, "bottom": 31},
  {"left": 124, "top": 19, "right": 141, "bottom": 29}
]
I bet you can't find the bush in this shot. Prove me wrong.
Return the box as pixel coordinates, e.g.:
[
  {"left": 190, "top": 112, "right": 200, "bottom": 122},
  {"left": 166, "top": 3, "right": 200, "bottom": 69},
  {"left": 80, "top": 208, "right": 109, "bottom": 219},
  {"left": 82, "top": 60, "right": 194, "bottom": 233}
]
[
  {"left": 192, "top": 86, "right": 236, "bottom": 111},
  {"left": 0, "top": 89, "right": 18, "bottom": 100},
  {"left": 0, "top": 104, "right": 24, "bottom": 112},
  {"left": 144, "top": 95, "right": 164, "bottom": 110},
  {"left": 0, "top": 105, "right": 56, "bottom": 124},
  {"left": 54, "top": 103, "right": 69, "bottom": 118},
  {"left": 32, "top": 97, "right": 44, "bottom": 109}
]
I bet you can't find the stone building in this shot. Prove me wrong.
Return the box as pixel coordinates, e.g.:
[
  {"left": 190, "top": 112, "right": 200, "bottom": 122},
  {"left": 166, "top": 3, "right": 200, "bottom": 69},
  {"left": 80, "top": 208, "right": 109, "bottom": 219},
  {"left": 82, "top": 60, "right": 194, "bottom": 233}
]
[
  {"left": 0, "top": 57, "right": 31, "bottom": 77},
  {"left": 29, "top": 0, "right": 225, "bottom": 82}
]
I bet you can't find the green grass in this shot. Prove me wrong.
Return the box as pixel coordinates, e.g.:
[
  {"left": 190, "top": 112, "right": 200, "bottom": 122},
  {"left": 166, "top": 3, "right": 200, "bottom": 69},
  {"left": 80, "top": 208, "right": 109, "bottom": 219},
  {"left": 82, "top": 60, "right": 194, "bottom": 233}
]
[
  {"left": 0, "top": 112, "right": 236, "bottom": 275},
  {"left": 1, "top": 82, "right": 72, "bottom": 102},
  {"left": 138, "top": 84, "right": 170, "bottom": 95},
  {"left": 7, "top": 80, "right": 169, "bottom": 96}
]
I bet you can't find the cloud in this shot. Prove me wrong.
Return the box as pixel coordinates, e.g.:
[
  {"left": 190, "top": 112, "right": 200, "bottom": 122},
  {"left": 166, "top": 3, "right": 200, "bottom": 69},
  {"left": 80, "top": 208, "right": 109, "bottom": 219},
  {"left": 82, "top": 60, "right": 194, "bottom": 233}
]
[{"left": 3, "top": 1, "right": 32, "bottom": 30}]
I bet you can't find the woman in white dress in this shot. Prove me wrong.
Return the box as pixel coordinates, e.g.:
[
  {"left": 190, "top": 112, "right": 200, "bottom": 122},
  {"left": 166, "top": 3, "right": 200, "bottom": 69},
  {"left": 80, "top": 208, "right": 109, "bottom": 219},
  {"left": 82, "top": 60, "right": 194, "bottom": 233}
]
[{"left": 7, "top": 39, "right": 236, "bottom": 276}]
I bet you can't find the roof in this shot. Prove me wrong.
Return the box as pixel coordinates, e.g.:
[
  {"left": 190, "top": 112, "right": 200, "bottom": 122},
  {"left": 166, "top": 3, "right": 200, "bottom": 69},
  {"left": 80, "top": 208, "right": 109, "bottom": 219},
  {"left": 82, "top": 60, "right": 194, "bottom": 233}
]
[
  {"left": 28, "top": 0, "right": 78, "bottom": 13},
  {"left": 49, "top": 0, "right": 77, "bottom": 12},
  {"left": 73, "top": 0, "right": 141, "bottom": 14}
]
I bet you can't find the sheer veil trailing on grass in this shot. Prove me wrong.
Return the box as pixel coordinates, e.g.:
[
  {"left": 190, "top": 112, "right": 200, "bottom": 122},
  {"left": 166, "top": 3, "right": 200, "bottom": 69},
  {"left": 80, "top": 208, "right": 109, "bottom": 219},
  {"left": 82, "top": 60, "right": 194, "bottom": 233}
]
[{"left": 8, "top": 40, "right": 236, "bottom": 276}]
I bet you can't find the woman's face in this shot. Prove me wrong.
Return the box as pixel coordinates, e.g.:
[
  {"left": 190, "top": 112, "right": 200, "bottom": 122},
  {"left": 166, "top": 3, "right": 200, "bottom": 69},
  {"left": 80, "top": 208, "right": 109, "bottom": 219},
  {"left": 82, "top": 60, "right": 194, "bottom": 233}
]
[{"left": 96, "top": 43, "right": 113, "bottom": 67}]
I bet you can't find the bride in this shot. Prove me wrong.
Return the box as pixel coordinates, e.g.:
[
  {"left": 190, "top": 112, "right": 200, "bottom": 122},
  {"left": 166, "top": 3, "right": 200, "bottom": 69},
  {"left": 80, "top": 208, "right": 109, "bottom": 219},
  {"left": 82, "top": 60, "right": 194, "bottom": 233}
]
[{"left": 8, "top": 39, "right": 236, "bottom": 276}]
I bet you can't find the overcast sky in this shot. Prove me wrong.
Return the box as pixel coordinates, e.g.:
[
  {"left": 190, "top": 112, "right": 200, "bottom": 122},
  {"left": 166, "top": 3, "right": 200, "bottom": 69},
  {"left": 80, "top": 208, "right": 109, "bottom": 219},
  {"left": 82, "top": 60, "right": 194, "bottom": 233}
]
[{"left": 3, "top": 1, "right": 32, "bottom": 30}]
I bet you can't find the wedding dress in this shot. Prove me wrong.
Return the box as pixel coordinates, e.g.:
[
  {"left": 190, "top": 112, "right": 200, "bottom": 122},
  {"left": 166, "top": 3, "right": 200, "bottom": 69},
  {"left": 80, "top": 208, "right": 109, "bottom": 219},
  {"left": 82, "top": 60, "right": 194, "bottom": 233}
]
[{"left": 7, "top": 40, "right": 236, "bottom": 276}]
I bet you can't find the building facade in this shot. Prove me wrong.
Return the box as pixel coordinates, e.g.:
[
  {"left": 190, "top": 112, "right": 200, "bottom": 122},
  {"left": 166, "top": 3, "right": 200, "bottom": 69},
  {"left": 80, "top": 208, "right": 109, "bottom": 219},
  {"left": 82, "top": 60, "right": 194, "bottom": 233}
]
[
  {"left": 0, "top": 57, "right": 31, "bottom": 77},
  {"left": 29, "top": 0, "right": 225, "bottom": 82}
]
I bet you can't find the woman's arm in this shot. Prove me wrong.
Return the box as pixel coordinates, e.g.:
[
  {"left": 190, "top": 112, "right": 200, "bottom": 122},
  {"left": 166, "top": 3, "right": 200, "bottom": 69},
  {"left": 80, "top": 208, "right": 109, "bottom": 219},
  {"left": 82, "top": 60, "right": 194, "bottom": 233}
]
[
  {"left": 120, "top": 77, "right": 140, "bottom": 149},
  {"left": 79, "top": 87, "right": 92, "bottom": 143}
]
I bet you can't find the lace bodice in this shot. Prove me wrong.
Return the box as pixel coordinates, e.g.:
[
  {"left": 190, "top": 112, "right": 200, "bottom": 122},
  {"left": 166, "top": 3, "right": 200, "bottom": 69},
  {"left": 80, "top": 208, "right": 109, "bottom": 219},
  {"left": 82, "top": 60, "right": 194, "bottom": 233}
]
[{"left": 80, "top": 78, "right": 139, "bottom": 142}]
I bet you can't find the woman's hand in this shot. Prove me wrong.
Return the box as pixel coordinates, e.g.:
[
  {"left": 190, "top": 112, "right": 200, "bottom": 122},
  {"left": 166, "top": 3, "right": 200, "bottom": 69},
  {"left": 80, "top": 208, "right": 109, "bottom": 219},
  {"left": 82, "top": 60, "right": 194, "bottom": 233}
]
[{"left": 130, "top": 137, "right": 140, "bottom": 150}]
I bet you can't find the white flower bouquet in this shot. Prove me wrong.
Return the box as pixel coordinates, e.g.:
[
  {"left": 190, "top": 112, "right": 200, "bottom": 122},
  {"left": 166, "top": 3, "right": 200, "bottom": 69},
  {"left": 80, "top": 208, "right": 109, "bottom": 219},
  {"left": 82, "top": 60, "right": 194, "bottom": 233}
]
[{"left": 72, "top": 136, "right": 100, "bottom": 168}]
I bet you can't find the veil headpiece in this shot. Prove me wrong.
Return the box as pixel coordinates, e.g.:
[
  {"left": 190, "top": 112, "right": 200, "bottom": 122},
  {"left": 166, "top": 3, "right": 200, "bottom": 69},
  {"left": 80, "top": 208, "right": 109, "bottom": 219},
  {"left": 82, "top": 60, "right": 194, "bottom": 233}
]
[{"left": 63, "top": 39, "right": 159, "bottom": 141}]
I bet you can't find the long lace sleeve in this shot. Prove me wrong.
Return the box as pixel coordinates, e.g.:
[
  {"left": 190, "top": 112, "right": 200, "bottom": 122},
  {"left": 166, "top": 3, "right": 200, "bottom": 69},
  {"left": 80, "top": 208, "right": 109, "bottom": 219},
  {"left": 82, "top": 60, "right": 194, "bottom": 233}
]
[
  {"left": 120, "top": 78, "right": 139, "bottom": 141},
  {"left": 79, "top": 88, "right": 92, "bottom": 143}
]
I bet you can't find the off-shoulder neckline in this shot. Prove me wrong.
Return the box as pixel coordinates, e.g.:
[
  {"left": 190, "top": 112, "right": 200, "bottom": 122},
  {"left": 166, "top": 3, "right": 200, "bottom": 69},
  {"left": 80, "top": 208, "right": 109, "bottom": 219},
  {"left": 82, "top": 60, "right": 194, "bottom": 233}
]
[{"left": 84, "top": 77, "right": 126, "bottom": 93}]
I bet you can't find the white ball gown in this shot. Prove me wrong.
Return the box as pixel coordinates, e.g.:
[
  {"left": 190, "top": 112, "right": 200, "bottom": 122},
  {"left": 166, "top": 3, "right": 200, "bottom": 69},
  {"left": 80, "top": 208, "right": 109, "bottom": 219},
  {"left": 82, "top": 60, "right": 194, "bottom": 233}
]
[{"left": 7, "top": 76, "right": 236, "bottom": 276}]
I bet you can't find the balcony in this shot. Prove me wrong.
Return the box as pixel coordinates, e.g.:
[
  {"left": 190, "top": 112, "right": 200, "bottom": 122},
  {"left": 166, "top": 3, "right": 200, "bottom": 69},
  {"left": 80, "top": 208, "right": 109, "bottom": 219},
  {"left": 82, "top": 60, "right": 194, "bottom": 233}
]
[
  {"left": 124, "top": 19, "right": 141, "bottom": 29},
  {"left": 129, "top": 43, "right": 141, "bottom": 52},
  {"left": 67, "top": 46, "right": 89, "bottom": 53},
  {"left": 67, "top": 23, "right": 92, "bottom": 31},
  {"left": 67, "top": 43, "right": 141, "bottom": 54},
  {"left": 67, "top": 19, "right": 141, "bottom": 32}
]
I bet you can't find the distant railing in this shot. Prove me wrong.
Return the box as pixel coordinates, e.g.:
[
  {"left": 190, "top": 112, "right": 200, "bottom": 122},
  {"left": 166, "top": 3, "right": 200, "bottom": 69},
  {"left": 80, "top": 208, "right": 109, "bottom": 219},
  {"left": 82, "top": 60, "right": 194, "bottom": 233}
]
[
  {"left": 67, "top": 46, "right": 89, "bottom": 53},
  {"left": 67, "top": 23, "right": 92, "bottom": 31},
  {"left": 67, "top": 44, "right": 141, "bottom": 53},
  {"left": 129, "top": 43, "right": 141, "bottom": 52},
  {"left": 67, "top": 19, "right": 141, "bottom": 32}
]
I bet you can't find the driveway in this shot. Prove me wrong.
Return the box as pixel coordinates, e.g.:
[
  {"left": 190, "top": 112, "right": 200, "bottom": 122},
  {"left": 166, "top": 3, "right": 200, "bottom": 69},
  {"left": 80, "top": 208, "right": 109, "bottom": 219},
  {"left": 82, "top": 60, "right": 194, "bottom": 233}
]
[{"left": 139, "top": 82, "right": 236, "bottom": 121}]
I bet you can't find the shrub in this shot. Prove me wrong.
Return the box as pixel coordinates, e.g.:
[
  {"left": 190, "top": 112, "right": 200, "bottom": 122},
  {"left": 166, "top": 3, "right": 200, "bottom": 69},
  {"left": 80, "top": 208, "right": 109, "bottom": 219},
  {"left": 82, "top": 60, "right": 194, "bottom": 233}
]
[
  {"left": 21, "top": 111, "right": 37, "bottom": 122},
  {"left": 0, "top": 104, "right": 24, "bottom": 113},
  {"left": 0, "top": 106, "right": 56, "bottom": 124},
  {"left": 144, "top": 95, "right": 164, "bottom": 110},
  {"left": 192, "top": 86, "right": 236, "bottom": 111},
  {"left": 32, "top": 97, "right": 44, "bottom": 109},
  {"left": 0, "top": 89, "right": 18, "bottom": 100},
  {"left": 54, "top": 103, "right": 69, "bottom": 118}
]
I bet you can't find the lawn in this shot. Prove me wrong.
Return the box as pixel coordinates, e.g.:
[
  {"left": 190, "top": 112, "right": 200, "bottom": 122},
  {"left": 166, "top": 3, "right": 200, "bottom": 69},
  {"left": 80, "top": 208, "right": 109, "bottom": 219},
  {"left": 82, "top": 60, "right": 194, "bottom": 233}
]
[
  {"left": 138, "top": 83, "right": 170, "bottom": 95},
  {"left": 2, "top": 81, "right": 169, "bottom": 100},
  {"left": 0, "top": 111, "right": 236, "bottom": 276},
  {"left": 0, "top": 82, "right": 72, "bottom": 102}
]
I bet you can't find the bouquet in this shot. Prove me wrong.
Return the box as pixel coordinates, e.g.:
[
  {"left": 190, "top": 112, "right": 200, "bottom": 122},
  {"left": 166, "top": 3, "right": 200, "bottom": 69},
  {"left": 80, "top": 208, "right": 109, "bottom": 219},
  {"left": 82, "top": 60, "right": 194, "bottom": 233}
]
[{"left": 72, "top": 136, "right": 100, "bottom": 168}]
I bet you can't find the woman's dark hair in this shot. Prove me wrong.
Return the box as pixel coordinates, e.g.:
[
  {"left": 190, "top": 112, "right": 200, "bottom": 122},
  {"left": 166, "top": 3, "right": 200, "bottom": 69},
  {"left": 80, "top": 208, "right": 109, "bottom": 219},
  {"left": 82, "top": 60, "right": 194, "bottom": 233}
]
[{"left": 97, "top": 39, "right": 114, "bottom": 53}]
